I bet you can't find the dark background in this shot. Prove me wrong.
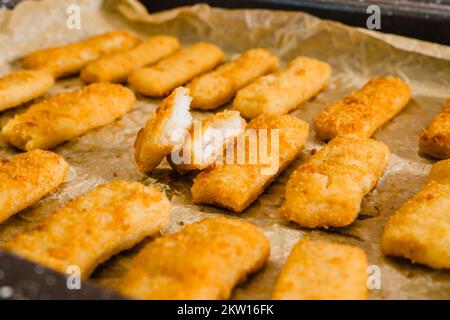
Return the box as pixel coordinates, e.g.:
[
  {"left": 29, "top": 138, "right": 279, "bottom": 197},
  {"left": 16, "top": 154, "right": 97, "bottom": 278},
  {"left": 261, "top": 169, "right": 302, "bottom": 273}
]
[{"left": 141, "top": 0, "right": 450, "bottom": 45}]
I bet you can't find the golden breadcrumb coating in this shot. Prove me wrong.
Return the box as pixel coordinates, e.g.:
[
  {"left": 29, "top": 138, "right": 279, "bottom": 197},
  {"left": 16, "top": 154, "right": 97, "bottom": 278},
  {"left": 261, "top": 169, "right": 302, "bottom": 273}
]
[
  {"left": 188, "top": 48, "right": 279, "bottom": 110},
  {"left": 419, "top": 99, "right": 450, "bottom": 159},
  {"left": 80, "top": 35, "right": 180, "bottom": 83},
  {"left": 22, "top": 30, "right": 141, "bottom": 78},
  {"left": 191, "top": 114, "right": 309, "bottom": 212},
  {"left": 0, "top": 69, "right": 54, "bottom": 112},
  {"left": 272, "top": 238, "right": 368, "bottom": 300},
  {"left": 314, "top": 76, "right": 411, "bottom": 141},
  {"left": 120, "top": 217, "right": 270, "bottom": 300},
  {"left": 3, "top": 180, "right": 170, "bottom": 278},
  {"left": 381, "top": 159, "right": 450, "bottom": 269},
  {"left": 134, "top": 87, "right": 192, "bottom": 172},
  {"left": 0, "top": 150, "right": 68, "bottom": 224},
  {"left": 168, "top": 109, "right": 246, "bottom": 172},
  {"left": 128, "top": 42, "right": 224, "bottom": 97},
  {"left": 279, "top": 135, "right": 390, "bottom": 228},
  {"left": 2, "top": 83, "right": 136, "bottom": 151},
  {"left": 233, "top": 56, "right": 331, "bottom": 118}
]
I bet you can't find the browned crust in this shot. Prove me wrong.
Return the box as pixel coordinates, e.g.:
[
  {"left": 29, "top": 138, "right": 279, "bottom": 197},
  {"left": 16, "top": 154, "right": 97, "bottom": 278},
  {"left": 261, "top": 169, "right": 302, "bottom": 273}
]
[
  {"left": 419, "top": 99, "right": 450, "bottom": 159},
  {"left": 0, "top": 150, "right": 68, "bottom": 223},
  {"left": 22, "top": 31, "right": 141, "bottom": 78},
  {"left": 314, "top": 76, "right": 411, "bottom": 140},
  {"left": 120, "top": 217, "right": 270, "bottom": 300}
]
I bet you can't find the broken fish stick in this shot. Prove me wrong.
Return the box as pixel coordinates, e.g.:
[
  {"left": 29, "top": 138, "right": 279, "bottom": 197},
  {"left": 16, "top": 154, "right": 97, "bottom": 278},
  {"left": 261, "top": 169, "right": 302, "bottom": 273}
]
[
  {"left": 2, "top": 83, "right": 136, "bottom": 151},
  {"left": 232, "top": 56, "right": 331, "bottom": 118},
  {"left": 2, "top": 180, "right": 170, "bottom": 278},
  {"left": 419, "top": 99, "right": 450, "bottom": 159},
  {"left": 22, "top": 30, "right": 141, "bottom": 78},
  {"left": 120, "top": 217, "right": 270, "bottom": 300},
  {"left": 129, "top": 42, "right": 224, "bottom": 97},
  {"left": 188, "top": 48, "right": 279, "bottom": 110},
  {"left": 168, "top": 110, "right": 246, "bottom": 173},
  {"left": 191, "top": 114, "right": 309, "bottom": 213},
  {"left": 134, "top": 87, "right": 192, "bottom": 172},
  {"left": 80, "top": 35, "right": 180, "bottom": 83},
  {"left": 314, "top": 76, "right": 411, "bottom": 141},
  {"left": 0, "top": 150, "right": 68, "bottom": 224},
  {"left": 279, "top": 135, "right": 390, "bottom": 228},
  {"left": 381, "top": 159, "right": 450, "bottom": 269},
  {"left": 0, "top": 70, "right": 54, "bottom": 112},
  {"left": 272, "top": 238, "right": 368, "bottom": 300}
]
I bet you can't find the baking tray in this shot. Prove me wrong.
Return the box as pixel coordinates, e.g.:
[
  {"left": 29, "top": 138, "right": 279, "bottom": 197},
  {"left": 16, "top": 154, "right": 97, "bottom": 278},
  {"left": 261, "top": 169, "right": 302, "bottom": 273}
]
[{"left": 0, "top": 0, "right": 449, "bottom": 300}]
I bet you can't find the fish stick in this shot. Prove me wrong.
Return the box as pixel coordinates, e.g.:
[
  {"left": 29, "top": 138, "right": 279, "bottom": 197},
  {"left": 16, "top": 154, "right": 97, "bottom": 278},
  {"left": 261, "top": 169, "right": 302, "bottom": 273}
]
[
  {"left": 80, "top": 35, "right": 180, "bottom": 83},
  {"left": 168, "top": 110, "right": 246, "bottom": 173},
  {"left": 2, "top": 83, "right": 136, "bottom": 151},
  {"left": 129, "top": 42, "right": 224, "bottom": 97},
  {"left": 232, "top": 56, "right": 331, "bottom": 118},
  {"left": 134, "top": 87, "right": 192, "bottom": 172},
  {"left": 191, "top": 114, "right": 309, "bottom": 213},
  {"left": 419, "top": 99, "right": 450, "bottom": 159},
  {"left": 279, "top": 135, "right": 390, "bottom": 228},
  {"left": 2, "top": 180, "right": 170, "bottom": 278},
  {"left": 120, "top": 217, "right": 270, "bottom": 300},
  {"left": 314, "top": 76, "right": 411, "bottom": 141},
  {"left": 22, "top": 30, "right": 141, "bottom": 78},
  {"left": 0, "top": 70, "right": 54, "bottom": 112},
  {"left": 188, "top": 48, "right": 279, "bottom": 110},
  {"left": 0, "top": 150, "right": 68, "bottom": 224},
  {"left": 272, "top": 238, "right": 368, "bottom": 300},
  {"left": 381, "top": 159, "right": 450, "bottom": 269}
]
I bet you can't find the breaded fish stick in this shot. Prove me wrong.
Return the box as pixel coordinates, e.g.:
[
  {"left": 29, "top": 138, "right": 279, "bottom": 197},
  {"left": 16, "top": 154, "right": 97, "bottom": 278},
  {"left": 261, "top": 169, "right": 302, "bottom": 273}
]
[
  {"left": 191, "top": 114, "right": 309, "bottom": 212},
  {"left": 2, "top": 83, "right": 136, "bottom": 151},
  {"left": 272, "top": 239, "right": 368, "bottom": 300},
  {"left": 233, "top": 56, "right": 331, "bottom": 118},
  {"left": 80, "top": 35, "right": 180, "bottom": 83},
  {"left": 188, "top": 48, "right": 279, "bottom": 110},
  {"left": 0, "top": 150, "right": 68, "bottom": 224},
  {"left": 0, "top": 70, "right": 54, "bottom": 112},
  {"left": 3, "top": 180, "right": 170, "bottom": 278},
  {"left": 419, "top": 99, "right": 450, "bottom": 159},
  {"left": 22, "top": 30, "right": 141, "bottom": 78},
  {"left": 314, "top": 76, "right": 411, "bottom": 141},
  {"left": 279, "top": 135, "right": 390, "bottom": 228},
  {"left": 134, "top": 87, "right": 192, "bottom": 172},
  {"left": 129, "top": 42, "right": 224, "bottom": 97},
  {"left": 381, "top": 159, "right": 450, "bottom": 269},
  {"left": 168, "top": 110, "right": 246, "bottom": 173},
  {"left": 120, "top": 217, "right": 270, "bottom": 300}
]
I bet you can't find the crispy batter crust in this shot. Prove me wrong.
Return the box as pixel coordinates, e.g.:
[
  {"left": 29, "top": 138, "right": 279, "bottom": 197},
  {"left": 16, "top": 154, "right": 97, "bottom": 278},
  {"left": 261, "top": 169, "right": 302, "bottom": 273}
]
[
  {"left": 232, "top": 56, "right": 331, "bottom": 118},
  {"left": 314, "top": 76, "right": 411, "bottom": 141},
  {"left": 419, "top": 99, "right": 450, "bottom": 159},
  {"left": 381, "top": 159, "right": 450, "bottom": 269},
  {"left": 80, "top": 35, "right": 180, "bottom": 83},
  {"left": 2, "top": 83, "right": 136, "bottom": 151},
  {"left": 272, "top": 238, "right": 368, "bottom": 300},
  {"left": 0, "top": 150, "right": 68, "bottom": 224},
  {"left": 168, "top": 110, "right": 246, "bottom": 172},
  {"left": 128, "top": 42, "right": 224, "bottom": 97},
  {"left": 22, "top": 31, "right": 141, "bottom": 78},
  {"left": 188, "top": 48, "right": 279, "bottom": 110},
  {"left": 191, "top": 114, "right": 309, "bottom": 212},
  {"left": 2, "top": 180, "right": 171, "bottom": 278},
  {"left": 134, "top": 87, "right": 192, "bottom": 172},
  {"left": 0, "top": 70, "right": 54, "bottom": 111},
  {"left": 120, "top": 217, "right": 270, "bottom": 300},
  {"left": 279, "top": 135, "right": 390, "bottom": 228}
]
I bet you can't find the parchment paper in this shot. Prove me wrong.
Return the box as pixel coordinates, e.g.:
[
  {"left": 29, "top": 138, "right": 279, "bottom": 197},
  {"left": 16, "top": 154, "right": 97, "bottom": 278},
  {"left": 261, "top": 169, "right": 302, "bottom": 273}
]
[{"left": 0, "top": 0, "right": 449, "bottom": 299}]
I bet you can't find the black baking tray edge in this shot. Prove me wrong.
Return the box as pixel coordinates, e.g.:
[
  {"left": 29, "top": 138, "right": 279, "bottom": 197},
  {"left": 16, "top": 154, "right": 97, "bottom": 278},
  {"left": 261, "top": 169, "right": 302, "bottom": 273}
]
[{"left": 141, "top": 0, "right": 450, "bottom": 46}]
